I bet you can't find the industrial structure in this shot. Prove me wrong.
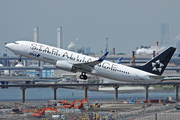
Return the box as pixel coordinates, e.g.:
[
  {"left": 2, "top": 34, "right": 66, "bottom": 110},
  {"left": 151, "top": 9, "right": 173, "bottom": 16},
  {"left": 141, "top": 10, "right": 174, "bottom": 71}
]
[
  {"left": 105, "top": 37, "right": 108, "bottom": 53},
  {"left": 160, "top": 23, "right": 169, "bottom": 47},
  {"left": 57, "top": 26, "right": 62, "bottom": 48},
  {"left": 34, "top": 27, "right": 39, "bottom": 43}
]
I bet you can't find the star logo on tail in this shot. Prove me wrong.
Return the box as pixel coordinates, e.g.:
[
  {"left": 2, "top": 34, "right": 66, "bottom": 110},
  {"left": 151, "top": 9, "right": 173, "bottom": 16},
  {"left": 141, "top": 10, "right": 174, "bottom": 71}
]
[{"left": 152, "top": 60, "right": 164, "bottom": 72}]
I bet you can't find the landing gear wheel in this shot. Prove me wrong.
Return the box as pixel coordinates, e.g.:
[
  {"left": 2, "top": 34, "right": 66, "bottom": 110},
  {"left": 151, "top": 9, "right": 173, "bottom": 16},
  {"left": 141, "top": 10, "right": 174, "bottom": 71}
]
[
  {"left": 79, "top": 72, "right": 87, "bottom": 80},
  {"left": 18, "top": 59, "right": 21, "bottom": 62},
  {"left": 80, "top": 75, "right": 84, "bottom": 79}
]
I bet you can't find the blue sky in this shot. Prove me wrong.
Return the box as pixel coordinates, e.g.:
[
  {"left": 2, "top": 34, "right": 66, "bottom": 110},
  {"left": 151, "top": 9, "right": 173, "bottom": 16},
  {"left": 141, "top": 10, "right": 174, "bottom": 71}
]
[{"left": 1, "top": 0, "right": 180, "bottom": 55}]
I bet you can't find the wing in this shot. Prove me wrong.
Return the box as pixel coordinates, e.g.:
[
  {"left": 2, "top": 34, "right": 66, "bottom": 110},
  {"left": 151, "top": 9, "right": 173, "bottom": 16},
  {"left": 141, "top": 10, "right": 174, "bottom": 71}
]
[{"left": 73, "top": 52, "right": 109, "bottom": 72}]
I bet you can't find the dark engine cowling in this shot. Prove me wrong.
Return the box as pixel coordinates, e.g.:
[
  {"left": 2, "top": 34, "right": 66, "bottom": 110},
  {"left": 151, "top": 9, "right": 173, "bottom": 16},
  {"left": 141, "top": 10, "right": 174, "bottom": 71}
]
[{"left": 56, "top": 61, "right": 76, "bottom": 72}]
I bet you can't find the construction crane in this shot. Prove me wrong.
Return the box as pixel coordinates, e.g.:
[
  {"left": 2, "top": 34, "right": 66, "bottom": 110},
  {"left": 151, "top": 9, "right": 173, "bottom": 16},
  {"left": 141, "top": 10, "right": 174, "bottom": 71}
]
[
  {"left": 32, "top": 107, "right": 59, "bottom": 117},
  {"left": 64, "top": 99, "right": 83, "bottom": 108},
  {"left": 74, "top": 98, "right": 89, "bottom": 109}
]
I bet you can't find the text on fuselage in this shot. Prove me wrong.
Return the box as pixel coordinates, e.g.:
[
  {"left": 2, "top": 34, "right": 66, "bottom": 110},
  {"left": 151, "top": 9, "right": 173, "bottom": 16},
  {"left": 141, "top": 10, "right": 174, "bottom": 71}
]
[{"left": 30, "top": 43, "right": 119, "bottom": 71}]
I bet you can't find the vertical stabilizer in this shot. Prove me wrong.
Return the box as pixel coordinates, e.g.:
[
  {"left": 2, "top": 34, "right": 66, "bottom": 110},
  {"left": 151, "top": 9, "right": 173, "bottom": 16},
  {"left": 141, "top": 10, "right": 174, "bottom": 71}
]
[{"left": 134, "top": 47, "right": 176, "bottom": 75}]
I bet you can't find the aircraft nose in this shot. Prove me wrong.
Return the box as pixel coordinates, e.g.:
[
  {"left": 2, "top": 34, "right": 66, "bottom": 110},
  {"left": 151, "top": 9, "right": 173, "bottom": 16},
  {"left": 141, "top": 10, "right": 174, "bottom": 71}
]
[
  {"left": 6, "top": 43, "right": 10, "bottom": 48},
  {"left": 6, "top": 43, "right": 13, "bottom": 49}
]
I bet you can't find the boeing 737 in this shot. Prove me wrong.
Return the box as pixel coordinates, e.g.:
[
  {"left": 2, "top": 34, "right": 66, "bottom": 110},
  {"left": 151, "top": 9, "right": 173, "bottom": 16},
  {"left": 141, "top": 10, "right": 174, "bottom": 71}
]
[{"left": 6, "top": 41, "right": 176, "bottom": 83}]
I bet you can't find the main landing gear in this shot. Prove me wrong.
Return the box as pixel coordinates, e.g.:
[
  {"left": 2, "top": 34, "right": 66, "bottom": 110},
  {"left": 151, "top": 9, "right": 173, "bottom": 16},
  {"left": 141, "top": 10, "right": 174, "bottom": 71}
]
[
  {"left": 18, "top": 56, "right": 22, "bottom": 62},
  {"left": 79, "top": 72, "right": 87, "bottom": 80}
]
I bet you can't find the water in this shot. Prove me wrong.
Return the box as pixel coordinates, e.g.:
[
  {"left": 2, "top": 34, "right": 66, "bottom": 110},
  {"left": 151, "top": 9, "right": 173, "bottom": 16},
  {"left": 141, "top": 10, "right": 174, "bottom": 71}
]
[{"left": 0, "top": 87, "right": 178, "bottom": 102}]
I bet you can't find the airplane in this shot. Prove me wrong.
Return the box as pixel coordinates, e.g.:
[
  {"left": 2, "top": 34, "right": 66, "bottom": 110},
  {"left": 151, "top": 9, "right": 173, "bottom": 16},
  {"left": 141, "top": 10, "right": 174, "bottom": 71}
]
[
  {"left": 115, "top": 57, "right": 123, "bottom": 64},
  {"left": 6, "top": 41, "right": 176, "bottom": 83}
]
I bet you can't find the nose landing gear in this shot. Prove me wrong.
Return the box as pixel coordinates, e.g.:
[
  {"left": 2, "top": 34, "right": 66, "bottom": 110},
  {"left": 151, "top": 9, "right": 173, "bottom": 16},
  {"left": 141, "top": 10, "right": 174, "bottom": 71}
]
[
  {"left": 79, "top": 72, "right": 87, "bottom": 80},
  {"left": 18, "top": 59, "right": 21, "bottom": 62}
]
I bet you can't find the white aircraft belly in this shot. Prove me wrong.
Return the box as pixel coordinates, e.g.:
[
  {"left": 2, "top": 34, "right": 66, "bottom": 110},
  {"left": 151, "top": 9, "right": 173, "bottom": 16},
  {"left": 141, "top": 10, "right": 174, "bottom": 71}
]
[{"left": 92, "top": 66, "right": 134, "bottom": 82}]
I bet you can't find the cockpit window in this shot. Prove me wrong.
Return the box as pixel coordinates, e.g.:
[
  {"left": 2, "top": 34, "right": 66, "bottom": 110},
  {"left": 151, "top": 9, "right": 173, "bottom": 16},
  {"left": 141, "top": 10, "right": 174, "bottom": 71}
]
[{"left": 14, "top": 42, "right": 19, "bottom": 44}]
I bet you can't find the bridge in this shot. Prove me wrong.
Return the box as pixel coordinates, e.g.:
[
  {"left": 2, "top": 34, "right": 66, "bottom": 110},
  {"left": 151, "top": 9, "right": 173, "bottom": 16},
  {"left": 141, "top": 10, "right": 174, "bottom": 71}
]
[
  {"left": 0, "top": 77, "right": 61, "bottom": 85},
  {"left": 1, "top": 82, "right": 180, "bottom": 103}
]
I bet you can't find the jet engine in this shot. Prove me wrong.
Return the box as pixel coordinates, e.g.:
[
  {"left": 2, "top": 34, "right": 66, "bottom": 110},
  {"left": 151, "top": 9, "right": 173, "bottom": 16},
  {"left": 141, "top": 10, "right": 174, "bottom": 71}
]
[{"left": 56, "top": 61, "right": 76, "bottom": 72}]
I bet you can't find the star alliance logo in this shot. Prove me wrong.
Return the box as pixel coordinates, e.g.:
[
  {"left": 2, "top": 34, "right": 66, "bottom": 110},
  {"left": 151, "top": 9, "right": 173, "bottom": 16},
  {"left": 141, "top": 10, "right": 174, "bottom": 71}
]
[{"left": 152, "top": 60, "right": 164, "bottom": 72}]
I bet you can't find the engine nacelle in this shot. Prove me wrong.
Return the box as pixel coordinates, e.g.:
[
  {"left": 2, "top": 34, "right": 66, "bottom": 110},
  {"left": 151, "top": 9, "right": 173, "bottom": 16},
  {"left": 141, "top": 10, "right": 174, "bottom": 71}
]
[{"left": 56, "top": 61, "right": 76, "bottom": 72}]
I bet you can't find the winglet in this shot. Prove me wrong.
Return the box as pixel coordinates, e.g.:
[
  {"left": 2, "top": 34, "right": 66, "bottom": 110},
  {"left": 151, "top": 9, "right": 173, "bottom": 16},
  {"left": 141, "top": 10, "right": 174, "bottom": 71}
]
[
  {"left": 115, "top": 57, "right": 123, "bottom": 64},
  {"left": 98, "top": 52, "right": 109, "bottom": 62}
]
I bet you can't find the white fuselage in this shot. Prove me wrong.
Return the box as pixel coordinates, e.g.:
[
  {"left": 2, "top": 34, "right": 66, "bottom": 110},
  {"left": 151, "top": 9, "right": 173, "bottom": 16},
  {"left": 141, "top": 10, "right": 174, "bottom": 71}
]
[{"left": 7, "top": 41, "right": 159, "bottom": 83}]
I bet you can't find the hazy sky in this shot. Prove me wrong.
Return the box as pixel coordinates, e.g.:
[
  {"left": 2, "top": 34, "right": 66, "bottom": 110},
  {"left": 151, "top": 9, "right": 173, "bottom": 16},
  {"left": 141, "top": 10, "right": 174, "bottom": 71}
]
[{"left": 1, "top": 0, "right": 180, "bottom": 55}]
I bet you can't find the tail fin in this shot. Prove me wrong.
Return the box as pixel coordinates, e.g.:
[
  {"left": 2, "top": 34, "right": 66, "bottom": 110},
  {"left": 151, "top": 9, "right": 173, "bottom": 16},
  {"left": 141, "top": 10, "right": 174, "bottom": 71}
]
[
  {"left": 115, "top": 57, "right": 123, "bottom": 64},
  {"left": 134, "top": 47, "right": 176, "bottom": 75}
]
